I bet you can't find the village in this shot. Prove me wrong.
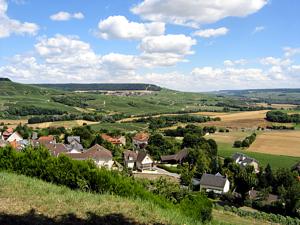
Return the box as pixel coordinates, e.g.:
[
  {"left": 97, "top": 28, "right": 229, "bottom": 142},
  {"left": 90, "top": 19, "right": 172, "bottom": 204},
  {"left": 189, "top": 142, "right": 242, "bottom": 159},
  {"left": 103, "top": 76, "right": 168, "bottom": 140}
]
[{"left": 0, "top": 125, "right": 283, "bottom": 205}]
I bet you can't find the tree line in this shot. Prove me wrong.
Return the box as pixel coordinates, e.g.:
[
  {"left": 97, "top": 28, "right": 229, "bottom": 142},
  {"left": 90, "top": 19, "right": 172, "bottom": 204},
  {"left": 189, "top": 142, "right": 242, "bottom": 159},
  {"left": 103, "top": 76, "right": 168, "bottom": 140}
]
[
  {"left": 131, "top": 115, "right": 220, "bottom": 130},
  {"left": 28, "top": 113, "right": 127, "bottom": 124},
  {"left": 266, "top": 111, "right": 300, "bottom": 123},
  {"left": 233, "top": 133, "right": 256, "bottom": 148}
]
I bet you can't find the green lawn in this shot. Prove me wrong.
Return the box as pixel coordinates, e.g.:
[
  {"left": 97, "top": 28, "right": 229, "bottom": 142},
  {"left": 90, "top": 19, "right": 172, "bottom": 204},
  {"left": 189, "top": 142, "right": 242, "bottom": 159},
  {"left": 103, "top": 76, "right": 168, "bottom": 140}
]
[{"left": 218, "top": 142, "right": 300, "bottom": 169}]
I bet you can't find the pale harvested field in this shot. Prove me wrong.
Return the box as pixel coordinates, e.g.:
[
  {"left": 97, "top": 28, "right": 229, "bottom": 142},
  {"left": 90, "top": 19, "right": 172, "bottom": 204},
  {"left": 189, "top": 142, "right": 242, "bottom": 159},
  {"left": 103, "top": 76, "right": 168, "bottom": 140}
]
[
  {"left": 256, "top": 103, "right": 298, "bottom": 109},
  {"left": 207, "top": 131, "right": 252, "bottom": 144},
  {"left": 202, "top": 110, "right": 271, "bottom": 129},
  {"left": 0, "top": 119, "right": 27, "bottom": 128},
  {"left": 28, "top": 120, "right": 98, "bottom": 129},
  {"left": 248, "top": 131, "right": 300, "bottom": 157}
]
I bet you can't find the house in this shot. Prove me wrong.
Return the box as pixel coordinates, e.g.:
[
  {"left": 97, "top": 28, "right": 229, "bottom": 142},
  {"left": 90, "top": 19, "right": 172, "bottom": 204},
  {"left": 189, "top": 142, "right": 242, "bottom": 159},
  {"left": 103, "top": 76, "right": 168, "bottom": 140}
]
[
  {"left": 37, "top": 135, "right": 56, "bottom": 144},
  {"left": 44, "top": 143, "right": 68, "bottom": 157},
  {"left": 136, "top": 151, "right": 154, "bottom": 171},
  {"left": 199, "top": 173, "right": 230, "bottom": 194},
  {"left": 66, "top": 136, "right": 83, "bottom": 153},
  {"left": 161, "top": 148, "right": 188, "bottom": 164},
  {"left": 66, "top": 144, "right": 114, "bottom": 169},
  {"left": 6, "top": 131, "right": 23, "bottom": 143},
  {"left": 291, "top": 161, "right": 300, "bottom": 174},
  {"left": 67, "top": 136, "right": 81, "bottom": 144},
  {"left": 132, "top": 132, "right": 149, "bottom": 150},
  {"left": 232, "top": 153, "right": 259, "bottom": 173},
  {"left": 2, "top": 128, "right": 14, "bottom": 140},
  {"left": 101, "top": 134, "right": 126, "bottom": 146},
  {"left": 248, "top": 190, "right": 279, "bottom": 205},
  {"left": 123, "top": 150, "right": 138, "bottom": 169}
]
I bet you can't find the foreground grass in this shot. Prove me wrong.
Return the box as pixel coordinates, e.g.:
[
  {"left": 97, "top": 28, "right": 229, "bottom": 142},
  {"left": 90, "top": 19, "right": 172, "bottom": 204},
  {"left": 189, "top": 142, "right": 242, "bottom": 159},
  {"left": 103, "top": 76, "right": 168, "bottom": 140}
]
[
  {"left": 0, "top": 172, "right": 200, "bottom": 225},
  {"left": 211, "top": 210, "right": 274, "bottom": 225},
  {"left": 218, "top": 142, "right": 300, "bottom": 169}
]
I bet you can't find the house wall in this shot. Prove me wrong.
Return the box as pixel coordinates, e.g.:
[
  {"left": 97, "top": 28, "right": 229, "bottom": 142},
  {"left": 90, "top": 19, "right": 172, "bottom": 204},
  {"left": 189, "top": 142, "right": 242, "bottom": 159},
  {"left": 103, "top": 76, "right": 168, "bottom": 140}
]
[
  {"left": 126, "top": 162, "right": 135, "bottom": 169},
  {"left": 200, "top": 180, "right": 230, "bottom": 194},
  {"left": 223, "top": 180, "right": 230, "bottom": 193},
  {"left": 142, "top": 155, "right": 153, "bottom": 165}
]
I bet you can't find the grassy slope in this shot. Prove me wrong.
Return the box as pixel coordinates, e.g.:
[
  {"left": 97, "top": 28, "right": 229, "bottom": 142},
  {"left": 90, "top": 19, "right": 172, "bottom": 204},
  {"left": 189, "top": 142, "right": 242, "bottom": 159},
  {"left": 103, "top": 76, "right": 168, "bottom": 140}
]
[
  {"left": 0, "top": 172, "right": 277, "bottom": 225},
  {"left": 0, "top": 172, "right": 200, "bottom": 225},
  {"left": 0, "top": 80, "right": 78, "bottom": 114}
]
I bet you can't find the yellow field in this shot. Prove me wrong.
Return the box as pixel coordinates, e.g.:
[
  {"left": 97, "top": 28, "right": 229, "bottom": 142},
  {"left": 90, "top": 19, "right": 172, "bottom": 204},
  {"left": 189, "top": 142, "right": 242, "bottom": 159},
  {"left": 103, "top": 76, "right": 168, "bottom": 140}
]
[
  {"left": 248, "top": 131, "right": 300, "bottom": 157},
  {"left": 200, "top": 110, "right": 271, "bottom": 129},
  {"left": 28, "top": 120, "right": 99, "bottom": 129},
  {"left": 207, "top": 131, "right": 252, "bottom": 144},
  {"left": 0, "top": 119, "right": 27, "bottom": 128}
]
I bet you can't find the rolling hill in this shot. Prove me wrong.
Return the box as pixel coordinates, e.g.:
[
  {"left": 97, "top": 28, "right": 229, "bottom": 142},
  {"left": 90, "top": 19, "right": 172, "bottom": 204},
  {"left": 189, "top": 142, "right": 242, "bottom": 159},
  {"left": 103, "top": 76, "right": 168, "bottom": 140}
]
[
  {"left": 0, "top": 78, "right": 59, "bottom": 96},
  {"left": 34, "top": 83, "right": 162, "bottom": 91}
]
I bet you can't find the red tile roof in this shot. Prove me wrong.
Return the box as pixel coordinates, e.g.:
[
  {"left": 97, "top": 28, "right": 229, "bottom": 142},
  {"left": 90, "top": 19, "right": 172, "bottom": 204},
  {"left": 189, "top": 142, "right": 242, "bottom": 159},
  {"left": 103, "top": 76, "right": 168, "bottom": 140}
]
[
  {"left": 133, "top": 132, "right": 149, "bottom": 142},
  {"left": 101, "top": 134, "right": 123, "bottom": 145},
  {"left": 38, "top": 135, "right": 55, "bottom": 142}
]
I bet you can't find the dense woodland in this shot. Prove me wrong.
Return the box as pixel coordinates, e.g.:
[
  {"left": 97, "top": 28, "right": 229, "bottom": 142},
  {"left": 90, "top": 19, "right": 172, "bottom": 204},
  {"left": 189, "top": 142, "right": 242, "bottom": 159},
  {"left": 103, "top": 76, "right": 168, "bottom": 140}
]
[{"left": 266, "top": 111, "right": 300, "bottom": 123}]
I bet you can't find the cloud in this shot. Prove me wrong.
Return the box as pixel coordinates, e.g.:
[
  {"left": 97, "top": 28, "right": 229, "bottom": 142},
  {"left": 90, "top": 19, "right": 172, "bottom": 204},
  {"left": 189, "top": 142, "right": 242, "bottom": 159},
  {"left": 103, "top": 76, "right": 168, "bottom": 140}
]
[
  {"left": 283, "top": 47, "right": 300, "bottom": 58},
  {"left": 139, "top": 34, "right": 196, "bottom": 55},
  {"left": 131, "top": 0, "right": 268, "bottom": 27},
  {"left": 193, "top": 27, "right": 229, "bottom": 38},
  {"left": 224, "top": 59, "right": 247, "bottom": 67},
  {"left": 260, "top": 57, "right": 291, "bottom": 66},
  {"left": 1, "top": 34, "right": 299, "bottom": 91},
  {"left": 97, "top": 15, "right": 165, "bottom": 40},
  {"left": 253, "top": 26, "right": 265, "bottom": 34},
  {"left": 0, "top": 0, "right": 39, "bottom": 38},
  {"left": 50, "top": 11, "right": 84, "bottom": 21}
]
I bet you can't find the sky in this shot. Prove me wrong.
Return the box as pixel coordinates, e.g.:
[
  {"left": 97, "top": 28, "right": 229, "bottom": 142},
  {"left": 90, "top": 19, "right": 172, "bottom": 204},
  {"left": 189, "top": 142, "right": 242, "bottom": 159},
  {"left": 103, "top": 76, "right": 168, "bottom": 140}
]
[{"left": 0, "top": 0, "right": 300, "bottom": 92}]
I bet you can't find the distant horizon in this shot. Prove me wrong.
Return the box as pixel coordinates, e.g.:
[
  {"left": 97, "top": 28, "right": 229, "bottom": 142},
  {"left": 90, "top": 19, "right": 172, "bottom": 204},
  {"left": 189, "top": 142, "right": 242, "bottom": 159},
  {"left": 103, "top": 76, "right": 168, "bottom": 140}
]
[
  {"left": 0, "top": 0, "right": 299, "bottom": 91},
  {"left": 2, "top": 77, "right": 300, "bottom": 93}
]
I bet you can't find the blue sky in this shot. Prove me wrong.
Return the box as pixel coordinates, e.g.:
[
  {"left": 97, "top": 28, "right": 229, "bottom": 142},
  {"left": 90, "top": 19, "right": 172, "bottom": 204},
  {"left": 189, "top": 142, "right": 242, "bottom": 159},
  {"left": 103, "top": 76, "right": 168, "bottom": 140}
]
[{"left": 0, "top": 0, "right": 299, "bottom": 91}]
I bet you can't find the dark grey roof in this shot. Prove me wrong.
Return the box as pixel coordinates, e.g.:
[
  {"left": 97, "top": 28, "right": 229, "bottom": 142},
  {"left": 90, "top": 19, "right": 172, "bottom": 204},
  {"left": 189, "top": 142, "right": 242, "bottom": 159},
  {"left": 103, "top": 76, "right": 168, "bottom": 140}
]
[
  {"left": 161, "top": 148, "right": 188, "bottom": 162},
  {"left": 292, "top": 161, "right": 300, "bottom": 172},
  {"left": 124, "top": 150, "right": 138, "bottom": 162},
  {"left": 200, "top": 173, "right": 227, "bottom": 188},
  {"left": 136, "top": 151, "right": 147, "bottom": 163}
]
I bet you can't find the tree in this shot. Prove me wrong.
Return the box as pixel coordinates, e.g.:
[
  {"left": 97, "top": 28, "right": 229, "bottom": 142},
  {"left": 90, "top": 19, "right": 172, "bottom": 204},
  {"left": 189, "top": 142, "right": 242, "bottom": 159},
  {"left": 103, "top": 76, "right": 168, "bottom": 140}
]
[{"left": 180, "top": 164, "right": 194, "bottom": 188}]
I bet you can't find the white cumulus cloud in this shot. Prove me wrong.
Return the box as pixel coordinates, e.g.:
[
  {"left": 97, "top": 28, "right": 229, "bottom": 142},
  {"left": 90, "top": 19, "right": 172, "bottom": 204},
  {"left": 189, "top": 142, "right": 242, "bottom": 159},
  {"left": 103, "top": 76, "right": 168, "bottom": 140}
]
[
  {"left": 131, "top": 0, "right": 268, "bottom": 27},
  {"left": 98, "top": 15, "right": 165, "bottom": 40},
  {"left": 0, "top": 0, "right": 39, "bottom": 38},
  {"left": 50, "top": 11, "right": 84, "bottom": 21},
  {"left": 193, "top": 27, "right": 229, "bottom": 38},
  {"left": 139, "top": 34, "right": 196, "bottom": 55}
]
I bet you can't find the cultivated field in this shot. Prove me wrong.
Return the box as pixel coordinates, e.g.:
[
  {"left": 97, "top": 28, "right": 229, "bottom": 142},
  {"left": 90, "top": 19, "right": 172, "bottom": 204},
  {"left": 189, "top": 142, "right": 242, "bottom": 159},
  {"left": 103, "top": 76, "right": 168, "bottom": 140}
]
[
  {"left": 199, "top": 110, "right": 271, "bottom": 129},
  {"left": 28, "top": 120, "right": 99, "bottom": 129},
  {"left": 207, "top": 131, "right": 300, "bottom": 169},
  {"left": 249, "top": 131, "right": 300, "bottom": 157}
]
